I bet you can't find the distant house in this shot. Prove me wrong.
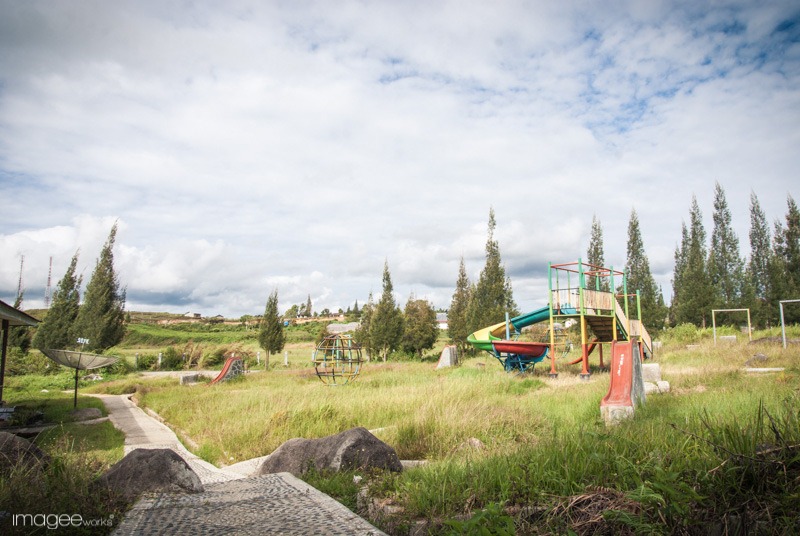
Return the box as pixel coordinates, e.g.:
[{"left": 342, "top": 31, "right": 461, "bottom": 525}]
[
  {"left": 184, "top": 312, "right": 202, "bottom": 319},
  {"left": 436, "top": 312, "right": 448, "bottom": 330}
]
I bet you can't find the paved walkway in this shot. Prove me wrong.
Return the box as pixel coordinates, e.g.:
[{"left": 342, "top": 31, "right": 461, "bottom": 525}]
[{"left": 92, "top": 394, "right": 386, "bottom": 535}]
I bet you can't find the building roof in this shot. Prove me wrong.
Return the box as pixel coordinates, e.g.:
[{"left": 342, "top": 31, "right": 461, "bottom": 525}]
[{"left": 0, "top": 299, "right": 40, "bottom": 327}]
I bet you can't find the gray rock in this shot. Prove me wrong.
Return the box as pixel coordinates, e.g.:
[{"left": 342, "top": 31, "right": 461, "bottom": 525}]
[
  {"left": 744, "top": 353, "right": 768, "bottom": 367},
  {"left": 0, "top": 431, "right": 50, "bottom": 473},
  {"left": 70, "top": 407, "right": 103, "bottom": 421},
  {"left": 93, "top": 448, "right": 204, "bottom": 502},
  {"left": 258, "top": 427, "right": 403, "bottom": 477}
]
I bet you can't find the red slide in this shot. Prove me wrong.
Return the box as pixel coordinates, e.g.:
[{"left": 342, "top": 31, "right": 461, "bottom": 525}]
[
  {"left": 208, "top": 356, "right": 241, "bottom": 385},
  {"left": 601, "top": 341, "right": 635, "bottom": 408}
]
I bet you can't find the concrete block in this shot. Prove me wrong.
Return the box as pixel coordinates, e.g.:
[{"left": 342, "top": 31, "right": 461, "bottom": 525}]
[
  {"left": 641, "top": 363, "right": 662, "bottom": 382},
  {"left": 601, "top": 405, "right": 634, "bottom": 426}
]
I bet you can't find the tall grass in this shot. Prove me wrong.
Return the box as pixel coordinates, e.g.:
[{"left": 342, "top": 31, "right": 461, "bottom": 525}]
[{"left": 103, "top": 335, "right": 799, "bottom": 534}]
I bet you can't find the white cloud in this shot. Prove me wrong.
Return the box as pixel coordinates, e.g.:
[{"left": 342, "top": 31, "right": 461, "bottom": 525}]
[{"left": 1, "top": 0, "right": 798, "bottom": 317}]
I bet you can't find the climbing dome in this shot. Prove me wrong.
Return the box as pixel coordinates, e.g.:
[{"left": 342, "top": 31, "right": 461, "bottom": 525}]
[{"left": 313, "top": 334, "right": 363, "bottom": 386}]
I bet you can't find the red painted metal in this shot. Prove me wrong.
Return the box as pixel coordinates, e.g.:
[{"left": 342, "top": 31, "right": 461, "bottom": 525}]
[
  {"left": 600, "top": 341, "right": 635, "bottom": 408},
  {"left": 491, "top": 340, "right": 549, "bottom": 357}
]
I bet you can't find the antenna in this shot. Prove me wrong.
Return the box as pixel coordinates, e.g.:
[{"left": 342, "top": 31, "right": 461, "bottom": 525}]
[
  {"left": 44, "top": 256, "right": 53, "bottom": 307},
  {"left": 16, "top": 255, "right": 24, "bottom": 301}
]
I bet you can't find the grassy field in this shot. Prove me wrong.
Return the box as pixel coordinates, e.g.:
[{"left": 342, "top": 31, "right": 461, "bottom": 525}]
[
  {"left": 3, "top": 320, "right": 799, "bottom": 534},
  {"left": 92, "top": 324, "right": 799, "bottom": 534}
]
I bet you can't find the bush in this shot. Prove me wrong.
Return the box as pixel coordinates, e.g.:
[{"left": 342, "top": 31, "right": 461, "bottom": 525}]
[
  {"left": 159, "top": 346, "right": 184, "bottom": 370},
  {"left": 199, "top": 348, "right": 226, "bottom": 369},
  {"left": 6, "top": 349, "right": 58, "bottom": 376},
  {"left": 107, "top": 357, "right": 134, "bottom": 375},
  {"left": 665, "top": 323, "right": 700, "bottom": 344},
  {"left": 134, "top": 353, "right": 158, "bottom": 370}
]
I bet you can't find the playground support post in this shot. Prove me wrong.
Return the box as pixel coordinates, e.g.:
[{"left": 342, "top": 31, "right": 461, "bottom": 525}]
[
  {"left": 548, "top": 263, "right": 558, "bottom": 377},
  {"left": 780, "top": 300, "right": 800, "bottom": 349},
  {"left": 712, "top": 308, "right": 752, "bottom": 345}
]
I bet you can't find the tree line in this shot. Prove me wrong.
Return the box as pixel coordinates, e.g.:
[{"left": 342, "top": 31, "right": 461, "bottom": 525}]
[
  {"left": 15, "top": 185, "right": 799, "bottom": 363},
  {"left": 446, "top": 189, "right": 799, "bottom": 353}
]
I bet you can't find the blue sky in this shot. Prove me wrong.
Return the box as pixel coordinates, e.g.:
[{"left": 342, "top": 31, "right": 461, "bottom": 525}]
[{"left": 1, "top": 1, "right": 798, "bottom": 317}]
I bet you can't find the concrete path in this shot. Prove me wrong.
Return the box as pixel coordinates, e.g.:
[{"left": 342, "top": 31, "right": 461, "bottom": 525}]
[{"left": 92, "top": 394, "right": 386, "bottom": 535}]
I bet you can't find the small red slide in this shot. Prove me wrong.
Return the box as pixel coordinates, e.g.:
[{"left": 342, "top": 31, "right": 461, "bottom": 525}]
[{"left": 208, "top": 357, "right": 241, "bottom": 385}]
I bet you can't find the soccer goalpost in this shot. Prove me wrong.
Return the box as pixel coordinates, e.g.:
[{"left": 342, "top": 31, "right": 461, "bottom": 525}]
[
  {"left": 711, "top": 308, "right": 752, "bottom": 345},
  {"left": 780, "top": 299, "right": 800, "bottom": 349}
]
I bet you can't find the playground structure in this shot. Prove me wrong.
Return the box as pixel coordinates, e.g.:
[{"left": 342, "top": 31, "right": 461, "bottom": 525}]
[
  {"left": 313, "top": 334, "right": 363, "bottom": 385},
  {"left": 209, "top": 356, "right": 244, "bottom": 384},
  {"left": 467, "top": 260, "right": 653, "bottom": 378}
]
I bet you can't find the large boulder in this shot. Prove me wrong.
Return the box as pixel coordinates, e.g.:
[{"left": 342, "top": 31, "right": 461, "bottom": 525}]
[
  {"left": 258, "top": 427, "right": 403, "bottom": 476},
  {"left": 93, "top": 448, "right": 204, "bottom": 502},
  {"left": 0, "top": 431, "right": 50, "bottom": 474}
]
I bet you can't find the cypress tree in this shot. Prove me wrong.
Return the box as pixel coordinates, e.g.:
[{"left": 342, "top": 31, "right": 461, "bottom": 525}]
[
  {"left": 746, "top": 192, "right": 772, "bottom": 327},
  {"left": 772, "top": 195, "right": 800, "bottom": 324},
  {"left": 586, "top": 215, "right": 609, "bottom": 291},
  {"left": 401, "top": 295, "right": 438, "bottom": 358},
  {"left": 708, "top": 182, "right": 745, "bottom": 309},
  {"left": 71, "top": 224, "right": 127, "bottom": 352},
  {"left": 624, "top": 209, "right": 664, "bottom": 333},
  {"left": 258, "top": 289, "right": 285, "bottom": 369},
  {"left": 33, "top": 252, "right": 82, "bottom": 350},
  {"left": 448, "top": 257, "right": 472, "bottom": 355},
  {"left": 370, "top": 261, "right": 404, "bottom": 361},
  {"left": 354, "top": 292, "right": 374, "bottom": 359},
  {"left": 467, "top": 208, "right": 517, "bottom": 333},
  {"left": 675, "top": 196, "right": 713, "bottom": 326},
  {"left": 669, "top": 223, "right": 690, "bottom": 326},
  {"left": 9, "top": 293, "right": 32, "bottom": 353}
]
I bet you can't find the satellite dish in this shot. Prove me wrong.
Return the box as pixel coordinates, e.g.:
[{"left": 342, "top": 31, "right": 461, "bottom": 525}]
[{"left": 41, "top": 349, "right": 119, "bottom": 408}]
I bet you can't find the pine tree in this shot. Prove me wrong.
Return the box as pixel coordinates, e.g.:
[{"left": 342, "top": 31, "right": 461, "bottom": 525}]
[
  {"left": 708, "top": 182, "right": 745, "bottom": 309},
  {"left": 352, "top": 300, "right": 360, "bottom": 316},
  {"left": 467, "top": 208, "right": 517, "bottom": 333},
  {"left": 586, "top": 215, "right": 609, "bottom": 291},
  {"left": 401, "top": 295, "right": 438, "bottom": 358},
  {"left": 33, "top": 252, "right": 82, "bottom": 350},
  {"left": 746, "top": 192, "right": 772, "bottom": 327},
  {"left": 772, "top": 195, "right": 800, "bottom": 324},
  {"left": 304, "top": 295, "right": 313, "bottom": 317},
  {"left": 370, "top": 261, "right": 404, "bottom": 361},
  {"left": 669, "top": 223, "right": 690, "bottom": 326},
  {"left": 354, "top": 293, "right": 374, "bottom": 359},
  {"left": 71, "top": 224, "right": 127, "bottom": 352},
  {"left": 448, "top": 257, "right": 472, "bottom": 355},
  {"left": 624, "top": 209, "right": 665, "bottom": 333},
  {"left": 258, "top": 289, "right": 285, "bottom": 369},
  {"left": 9, "top": 293, "right": 32, "bottom": 353},
  {"left": 674, "top": 196, "right": 713, "bottom": 326}
]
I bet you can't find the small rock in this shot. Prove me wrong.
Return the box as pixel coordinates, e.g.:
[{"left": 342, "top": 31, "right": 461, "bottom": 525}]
[
  {"left": 0, "top": 431, "right": 51, "bottom": 474},
  {"left": 744, "top": 353, "right": 768, "bottom": 367}
]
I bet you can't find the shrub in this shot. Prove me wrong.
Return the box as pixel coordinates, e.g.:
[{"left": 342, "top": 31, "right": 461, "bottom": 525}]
[
  {"left": 134, "top": 353, "right": 158, "bottom": 370},
  {"left": 107, "top": 357, "right": 134, "bottom": 375},
  {"left": 665, "top": 323, "right": 700, "bottom": 344},
  {"left": 159, "top": 346, "right": 184, "bottom": 370},
  {"left": 6, "top": 348, "right": 58, "bottom": 376},
  {"left": 199, "top": 348, "right": 226, "bottom": 369}
]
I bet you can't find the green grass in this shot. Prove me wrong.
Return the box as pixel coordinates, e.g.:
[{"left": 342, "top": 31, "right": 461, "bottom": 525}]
[
  {"left": 4, "top": 319, "right": 799, "bottom": 534},
  {"left": 120, "top": 334, "right": 799, "bottom": 534}
]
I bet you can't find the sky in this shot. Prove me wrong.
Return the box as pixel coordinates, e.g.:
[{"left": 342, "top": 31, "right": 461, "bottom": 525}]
[{"left": 1, "top": 0, "right": 798, "bottom": 319}]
